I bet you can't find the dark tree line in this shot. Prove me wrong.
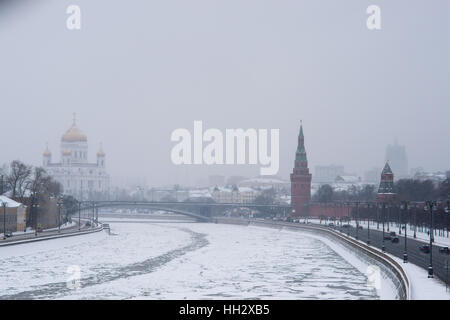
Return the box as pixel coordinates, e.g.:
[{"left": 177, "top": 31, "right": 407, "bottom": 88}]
[
  {"left": 313, "top": 178, "right": 450, "bottom": 203},
  {"left": 395, "top": 178, "right": 449, "bottom": 201},
  {"left": 253, "top": 188, "right": 278, "bottom": 216},
  {"left": 313, "top": 184, "right": 377, "bottom": 203}
]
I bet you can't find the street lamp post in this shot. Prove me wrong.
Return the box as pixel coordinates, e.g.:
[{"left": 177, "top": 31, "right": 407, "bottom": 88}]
[
  {"left": 2, "top": 201, "right": 7, "bottom": 240},
  {"left": 78, "top": 201, "right": 81, "bottom": 231},
  {"left": 355, "top": 201, "right": 360, "bottom": 240},
  {"left": 379, "top": 202, "right": 386, "bottom": 252},
  {"left": 424, "top": 201, "right": 438, "bottom": 278},
  {"left": 376, "top": 204, "right": 380, "bottom": 230},
  {"left": 346, "top": 202, "right": 351, "bottom": 237},
  {"left": 387, "top": 203, "right": 391, "bottom": 232},
  {"left": 445, "top": 200, "right": 449, "bottom": 238},
  {"left": 92, "top": 201, "right": 95, "bottom": 226},
  {"left": 400, "top": 201, "right": 409, "bottom": 263},
  {"left": 413, "top": 203, "right": 417, "bottom": 238},
  {"left": 367, "top": 202, "right": 371, "bottom": 245},
  {"left": 57, "top": 198, "right": 62, "bottom": 233},
  {"left": 31, "top": 194, "right": 40, "bottom": 237}
]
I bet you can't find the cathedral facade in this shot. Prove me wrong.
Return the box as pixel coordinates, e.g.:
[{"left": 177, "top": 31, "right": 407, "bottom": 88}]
[{"left": 43, "top": 115, "right": 110, "bottom": 200}]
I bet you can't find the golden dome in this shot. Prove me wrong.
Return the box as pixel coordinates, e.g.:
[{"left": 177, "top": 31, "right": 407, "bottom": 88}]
[
  {"left": 61, "top": 113, "right": 87, "bottom": 142},
  {"left": 97, "top": 143, "right": 105, "bottom": 157},
  {"left": 43, "top": 144, "right": 51, "bottom": 156}
]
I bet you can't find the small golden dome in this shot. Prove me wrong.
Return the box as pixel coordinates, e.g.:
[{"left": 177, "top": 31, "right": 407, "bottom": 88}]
[
  {"left": 97, "top": 143, "right": 105, "bottom": 157},
  {"left": 43, "top": 144, "right": 51, "bottom": 156},
  {"left": 61, "top": 113, "right": 87, "bottom": 142},
  {"left": 62, "top": 149, "right": 71, "bottom": 156}
]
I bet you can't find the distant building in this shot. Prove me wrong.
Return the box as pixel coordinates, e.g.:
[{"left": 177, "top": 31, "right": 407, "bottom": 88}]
[
  {"left": 188, "top": 188, "right": 213, "bottom": 201},
  {"left": 226, "top": 176, "right": 246, "bottom": 186},
  {"left": 208, "top": 175, "right": 225, "bottom": 187},
  {"left": 0, "top": 195, "right": 26, "bottom": 232},
  {"left": 413, "top": 171, "right": 447, "bottom": 183},
  {"left": 385, "top": 141, "right": 408, "bottom": 178},
  {"left": 334, "top": 175, "right": 361, "bottom": 184},
  {"left": 238, "top": 176, "right": 289, "bottom": 191},
  {"left": 363, "top": 167, "right": 381, "bottom": 183},
  {"left": 43, "top": 115, "right": 110, "bottom": 200},
  {"left": 376, "top": 162, "right": 396, "bottom": 202},
  {"left": 211, "top": 186, "right": 258, "bottom": 203},
  {"left": 410, "top": 167, "right": 424, "bottom": 177},
  {"left": 314, "top": 165, "right": 345, "bottom": 183}
]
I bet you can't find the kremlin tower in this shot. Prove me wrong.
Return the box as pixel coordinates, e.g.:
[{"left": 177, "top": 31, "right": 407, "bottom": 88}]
[
  {"left": 290, "top": 122, "right": 312, "bottom": 216},
  {"left": 376, "top": 161, "right": 396, "bottom": 202}
]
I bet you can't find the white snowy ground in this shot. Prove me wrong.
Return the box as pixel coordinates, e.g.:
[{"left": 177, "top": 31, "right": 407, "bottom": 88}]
[{"left": 0, "top": 219, "right": 381, "bottom": 300}]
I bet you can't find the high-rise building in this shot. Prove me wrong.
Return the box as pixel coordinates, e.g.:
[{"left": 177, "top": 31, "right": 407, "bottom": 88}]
[
  {"left": 314, "top": 165, "right": 345, "bottom": 183},
  {"left": 385, "top": 141, "right": 408, "bottom": 178},
  {"left": 290, "top": 122, "right": 312, "bottom": 216}
]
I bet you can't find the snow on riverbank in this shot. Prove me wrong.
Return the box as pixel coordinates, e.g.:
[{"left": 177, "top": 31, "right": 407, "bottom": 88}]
[{"left": 298, "top": 232, "right": 397, "bottom": 299}]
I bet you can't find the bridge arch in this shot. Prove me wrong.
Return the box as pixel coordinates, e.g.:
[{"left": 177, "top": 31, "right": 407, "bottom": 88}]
[{"left": 80, "top": 201, "right": 212, "bottom": 222}]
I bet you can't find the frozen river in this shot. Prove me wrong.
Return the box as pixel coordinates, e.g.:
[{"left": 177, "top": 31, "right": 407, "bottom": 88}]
[{"left": 0, "top": 218, "right": 381, "bottom": 299}]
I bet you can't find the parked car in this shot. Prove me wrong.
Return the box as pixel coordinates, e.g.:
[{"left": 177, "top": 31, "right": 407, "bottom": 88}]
[
  {"left": 4, "top": 230, "right": 13, "bottom": 238},
  {"left": 420, "top": 245, "right": 430, "bottom": 253},
  {"left": 328, "top": 223, "right": 334, "bottom": 227},
  {"left": 383, "top": 234, "right": 392, "bottom": 240},
  {"left": 439, "top": 247, "right": 450, "bottom": 254},
  {"left": 357, "top": 225, "right": 363, "bottom": 230},
  {"left": 391, "top": 237, "right": 399, "bottom": 243},
  {"left": 342, "top": 224, "right": 350, "bottom": 228},
  {"left": 389, "top": 231, "right": 396, "bottom": 237}
]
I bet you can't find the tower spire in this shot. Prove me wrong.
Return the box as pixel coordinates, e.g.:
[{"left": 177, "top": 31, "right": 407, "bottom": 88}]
[
  {"left": 299, "top": 120, "right": 304, "bottom": 137},
  {"left": 72, "top": 112, "right": 77, "bottom": 126},
  {"left": 296, "top": 121, "right": 307, "bottom": 162}
]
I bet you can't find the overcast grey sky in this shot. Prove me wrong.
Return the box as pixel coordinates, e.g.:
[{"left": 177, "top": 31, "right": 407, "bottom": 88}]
[{"left": 0, "top": 0, "right": 449, "bottom": 187}]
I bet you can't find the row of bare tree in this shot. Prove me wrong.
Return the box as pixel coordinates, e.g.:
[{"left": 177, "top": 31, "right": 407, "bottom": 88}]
[{"left": 1, "top": 160, "right": 62, "bottom": 204}]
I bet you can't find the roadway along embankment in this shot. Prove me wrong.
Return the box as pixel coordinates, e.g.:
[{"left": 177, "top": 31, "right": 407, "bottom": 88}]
[{"left": 0, "top": 222, "right": 104, "bottom": 247}]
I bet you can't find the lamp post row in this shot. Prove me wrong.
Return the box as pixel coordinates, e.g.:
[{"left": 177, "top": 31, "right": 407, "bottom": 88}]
[{"left": 309, "top": 199, "right": 449, "bottom": 278}]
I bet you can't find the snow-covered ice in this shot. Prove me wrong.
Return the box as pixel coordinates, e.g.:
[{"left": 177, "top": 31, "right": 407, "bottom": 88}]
[{"left": 0, "top": 218, "right": 382, "bottom": 300}]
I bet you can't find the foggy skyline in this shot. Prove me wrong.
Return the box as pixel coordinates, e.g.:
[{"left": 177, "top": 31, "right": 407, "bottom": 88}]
[{"left": 1, "top": 0, "right": 449, "bottom": 187}]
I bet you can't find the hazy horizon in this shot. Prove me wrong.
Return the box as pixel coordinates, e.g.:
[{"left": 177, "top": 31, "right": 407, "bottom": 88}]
[{"left": 1, "top": 0, "right": 449, "bottom": 187}]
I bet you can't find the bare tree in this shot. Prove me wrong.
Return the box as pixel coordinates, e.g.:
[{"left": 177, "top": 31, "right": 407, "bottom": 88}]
[{"left": 7, "top": 160, "right": 31, "bottom": 201}]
